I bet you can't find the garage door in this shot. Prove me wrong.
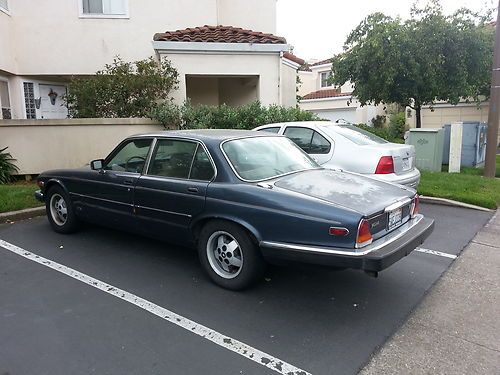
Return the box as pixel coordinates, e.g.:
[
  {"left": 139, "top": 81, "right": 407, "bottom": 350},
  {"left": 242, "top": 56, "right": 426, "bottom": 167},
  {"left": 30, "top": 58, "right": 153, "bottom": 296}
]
[{"left": 313, "top": 109, "right": 356, "bottom": 124}]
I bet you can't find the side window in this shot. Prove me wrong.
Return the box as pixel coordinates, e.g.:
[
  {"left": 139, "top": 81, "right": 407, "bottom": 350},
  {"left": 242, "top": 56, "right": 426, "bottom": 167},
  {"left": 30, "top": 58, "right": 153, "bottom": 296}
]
[
  {"left": 310, "top": 132, "right": 331, "bottom": 154},
  {"left": 104, "top": 139, "right": 152, "bottom": 173},
  {"left": 283, "top": 127, "right": 314, "bottom": 153},
  {"left": 190, "top": 146, "right": 215, "bottom": 181},
  {"left": 258, "top": 127, "right": 280, "bottom": 134},
  {"left": 148, "top": 139, "right": 197, "bottom": 179}
]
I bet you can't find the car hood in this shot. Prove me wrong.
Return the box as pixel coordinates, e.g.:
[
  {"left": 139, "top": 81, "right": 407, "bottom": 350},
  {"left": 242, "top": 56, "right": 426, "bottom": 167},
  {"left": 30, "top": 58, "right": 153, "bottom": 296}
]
[{"left": 273, "top": 169, "right": 414, "bottom": 215}]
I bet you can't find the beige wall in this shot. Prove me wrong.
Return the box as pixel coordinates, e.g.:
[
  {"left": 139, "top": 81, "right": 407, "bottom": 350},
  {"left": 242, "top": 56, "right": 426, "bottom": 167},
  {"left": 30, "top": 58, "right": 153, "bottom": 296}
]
[
  {"left": 407, "top": 103, "right": 489, "bottom": 128},
  {"left": 298, "top": 71, "right": 314, "bottom": 97},
  {"left": 217, "top": 0, "right": 276, "bottom": 34},
  {"left": 280, "top": 63, "right": 297, "bottom": 107},
  {"left": 186, "top": 76, "right": 220, "bottom": 106},
  {"left": 0, "top": 10, "right": 15, "bottom": 74},
  {"left": 166, "top": 53, "right": 280, "bottom": 106},
  {"left": 218, "top": 77, "right": 258, "bottom": 106},
  {"left": 0, "top": 118, "right": 166, "bottom": 174},
  {"left": 1, "top": 0, "right": 277, "bottom": 76}
]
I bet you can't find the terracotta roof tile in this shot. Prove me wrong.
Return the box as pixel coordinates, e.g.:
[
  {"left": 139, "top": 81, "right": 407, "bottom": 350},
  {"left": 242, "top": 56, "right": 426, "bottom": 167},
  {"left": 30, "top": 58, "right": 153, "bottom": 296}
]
[
  {"left": 283, "top": 52, "right": 305, "bottom": 65},
  {"left": 154, "top": 25, "right": 287, "bottom": 44},
  {"left": 301, "top": 89, "right": 351, "bottom": 100},
  {"left": 310, "top": 58, "right": 333, "bottom": 66}
]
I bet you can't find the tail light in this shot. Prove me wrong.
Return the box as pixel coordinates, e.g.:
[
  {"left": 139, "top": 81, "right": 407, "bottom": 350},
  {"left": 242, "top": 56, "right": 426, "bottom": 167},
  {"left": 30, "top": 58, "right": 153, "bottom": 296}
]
[
  {"left": 356, "top": 219, "right": 373, "bottom": 248},
  {"left": 411, "top": 195, "right": 420, "bottom": 218},
  {"left": 375, "top": 156, "right": 394, "bottom": 174}
]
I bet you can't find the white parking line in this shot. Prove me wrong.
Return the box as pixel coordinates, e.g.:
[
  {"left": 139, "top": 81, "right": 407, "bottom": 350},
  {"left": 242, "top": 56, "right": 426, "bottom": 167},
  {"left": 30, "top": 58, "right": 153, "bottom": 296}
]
[
  {"left": 0, "top": 239, "right": 311, "bottom": 375},
  {"left": 415, "top": 247, "right": 457, "bottom": 259}
]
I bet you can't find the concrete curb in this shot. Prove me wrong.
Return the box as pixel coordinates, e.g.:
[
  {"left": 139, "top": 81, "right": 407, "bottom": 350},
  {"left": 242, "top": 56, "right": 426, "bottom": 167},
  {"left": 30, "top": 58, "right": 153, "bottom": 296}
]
[
  {"left": 0, "top": 206, "right": 45, "bottom": 223},
  {"left": 419, "top": 195, "right": 493, "bottom": 212}
]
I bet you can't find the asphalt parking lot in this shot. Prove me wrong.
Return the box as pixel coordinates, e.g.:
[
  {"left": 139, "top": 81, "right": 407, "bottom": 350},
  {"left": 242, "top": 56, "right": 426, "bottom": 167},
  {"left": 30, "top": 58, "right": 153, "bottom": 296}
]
[{"left": 0, "top": 203, "right": 493, "bottom": 375}]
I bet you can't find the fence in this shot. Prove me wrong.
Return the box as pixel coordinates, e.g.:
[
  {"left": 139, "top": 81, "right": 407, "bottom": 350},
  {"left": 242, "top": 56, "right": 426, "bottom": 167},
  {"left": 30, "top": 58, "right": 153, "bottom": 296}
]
[{"left": 0, "top": 118, "right": 168, "bottom": 175}]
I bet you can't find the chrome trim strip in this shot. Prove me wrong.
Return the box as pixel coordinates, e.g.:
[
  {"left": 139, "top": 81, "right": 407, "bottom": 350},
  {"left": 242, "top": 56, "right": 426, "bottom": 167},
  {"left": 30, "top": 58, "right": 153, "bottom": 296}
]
[
  {"left": 143, "top": 137, "right": 158, "bottom": 175},
  {"left": 260, "top": 214, "right": 424, "bottom": 257},
  {"left": 384, "top": 197, "right": 412, "bottom": 212},
  {"left": 70, "top": 192, "right": 134, "bottom": 207},
  {"left": 135, "top": 205, "right": 192, "bottom": 218}
]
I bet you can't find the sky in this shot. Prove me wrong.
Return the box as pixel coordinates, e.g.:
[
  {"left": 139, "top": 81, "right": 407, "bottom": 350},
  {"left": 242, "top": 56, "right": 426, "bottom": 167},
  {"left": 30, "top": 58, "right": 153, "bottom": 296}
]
[{"left": 276, "top": 0, "right": 495, "bottom": 62}]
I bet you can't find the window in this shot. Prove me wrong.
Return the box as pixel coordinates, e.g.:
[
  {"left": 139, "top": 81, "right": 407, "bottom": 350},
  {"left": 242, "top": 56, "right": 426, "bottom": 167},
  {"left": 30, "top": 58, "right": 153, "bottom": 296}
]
[
  {"left": 148, "top": 139, "right": 198, "bottom": 179},
  {"left": 104, "top": 139, "right": 152, "bottom": 173},
  {"left": 310, "top": 132, "right": 331, "bottom": 154},
  {"left": 23, "top": 82, "right": 36, "bottom": 119},
  {"left": 222, "top": 137, "right": 317, "bottom": 182},
  {"left": 284, "top": 127, "right": 332, "bottom": 155},
  {"left": 80, "top": 0, "right": 127, "bottom": 17},
  {"left": 325, "top": 124, "right": 388, "bottom": 145},
  {"left": 320, "top": 71, "right": 332, "bottom": 88},
  {"left": 0, "top": 0, "right": 8, "bottom": 13},
  {"left": 0, "top": 81, "right": 11, "bottom": 119},
  {"left": 284, "top": 127, "right": 314, "bottom": 153},
  {"left": 190, "top": 146, "right": 215, "bottom": 181},
  {"left": 258, "top": 127, "right": 280, "bottom": 134}
]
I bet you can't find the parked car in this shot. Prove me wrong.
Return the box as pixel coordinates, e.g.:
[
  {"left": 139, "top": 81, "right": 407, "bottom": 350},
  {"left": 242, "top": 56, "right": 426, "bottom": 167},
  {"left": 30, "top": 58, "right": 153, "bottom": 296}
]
[
  {"left": 35, "top": 130, "right": 433, "bottom": 290},
  {"left": 254, "top": 121, "right": 421, "bottom": 188}
]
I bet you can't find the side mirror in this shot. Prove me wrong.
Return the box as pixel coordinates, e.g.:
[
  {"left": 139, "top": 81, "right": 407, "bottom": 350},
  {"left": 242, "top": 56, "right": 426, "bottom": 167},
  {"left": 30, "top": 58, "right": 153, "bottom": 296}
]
[{"left": 90, "top": 159, "right": 104, "bottom": 171}]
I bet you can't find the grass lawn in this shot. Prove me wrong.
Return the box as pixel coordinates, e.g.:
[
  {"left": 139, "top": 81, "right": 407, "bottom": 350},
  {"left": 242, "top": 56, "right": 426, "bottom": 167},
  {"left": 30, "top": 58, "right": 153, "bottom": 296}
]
[
  {"left": 0, "top": 182, "right": 43, "bottom": 214},
  {"left": 418, "top": 156, "right": 500, "bottom": 209}
]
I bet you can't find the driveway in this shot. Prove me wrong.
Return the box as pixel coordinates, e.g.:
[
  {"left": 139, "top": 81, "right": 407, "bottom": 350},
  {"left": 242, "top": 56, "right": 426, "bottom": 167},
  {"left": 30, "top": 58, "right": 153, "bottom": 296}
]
[{"left": 0, "top": 204, "right": 493, "bottom": 375}]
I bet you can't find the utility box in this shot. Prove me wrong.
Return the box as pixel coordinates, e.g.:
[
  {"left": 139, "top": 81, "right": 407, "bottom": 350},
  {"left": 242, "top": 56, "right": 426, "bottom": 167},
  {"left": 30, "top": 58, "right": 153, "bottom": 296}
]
[
  {"left": 442, "top": 122, "right": 487, "bottom": 167},
  {"left": 406, "top": 128, "right": 444, "bottom": 171}
]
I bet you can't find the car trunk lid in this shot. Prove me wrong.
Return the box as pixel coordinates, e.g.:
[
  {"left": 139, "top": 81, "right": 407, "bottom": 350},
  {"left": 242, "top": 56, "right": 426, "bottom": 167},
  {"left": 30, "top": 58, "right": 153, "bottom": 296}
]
[
  {"left": 273, "top": 169, "right": 414, "bottom": 216},
  {"left": 364, "top": 143, "right": 416, "bottom": 175}
]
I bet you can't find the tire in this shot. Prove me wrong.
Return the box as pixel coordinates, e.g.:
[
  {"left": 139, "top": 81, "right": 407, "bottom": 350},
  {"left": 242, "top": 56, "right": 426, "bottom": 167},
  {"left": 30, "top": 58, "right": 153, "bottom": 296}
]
[
  {"left": 45, "top": 185, "right": 79, "bottom": 234},
  {"left": 198, "top": 220, "right": 266, "bottom": 290}
]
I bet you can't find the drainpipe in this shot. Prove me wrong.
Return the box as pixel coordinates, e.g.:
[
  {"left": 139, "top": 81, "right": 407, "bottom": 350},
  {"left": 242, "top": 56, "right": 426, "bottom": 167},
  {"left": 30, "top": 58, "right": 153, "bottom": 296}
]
[{"left": 278, "top": 51, "right": 283, "bottom": 106}]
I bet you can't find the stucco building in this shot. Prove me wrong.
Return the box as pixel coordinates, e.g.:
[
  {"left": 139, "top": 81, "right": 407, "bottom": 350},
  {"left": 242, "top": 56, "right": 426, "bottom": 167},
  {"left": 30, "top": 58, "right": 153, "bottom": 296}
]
[
  {"left": 0, "top": 0, "right": 299, "bottom": 120},
  {"left": 298, "top": 59, "right": 384, "bottom": 124}
]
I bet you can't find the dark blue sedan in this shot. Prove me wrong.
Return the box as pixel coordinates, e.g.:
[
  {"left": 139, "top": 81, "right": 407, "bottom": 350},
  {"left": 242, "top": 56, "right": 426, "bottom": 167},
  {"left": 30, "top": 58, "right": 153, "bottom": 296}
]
[{"left": 35, "top": 130, "right": 434, "bottom": 290}]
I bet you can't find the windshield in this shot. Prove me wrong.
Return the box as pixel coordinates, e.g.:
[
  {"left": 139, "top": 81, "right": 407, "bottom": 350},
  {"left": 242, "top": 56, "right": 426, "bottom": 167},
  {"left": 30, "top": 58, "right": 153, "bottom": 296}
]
[
  {"left": 222, "top": 136, "right": 319, "bottom": 181},
  {"left": 323, "top": 124, "right": 388, "bottom": 145}
]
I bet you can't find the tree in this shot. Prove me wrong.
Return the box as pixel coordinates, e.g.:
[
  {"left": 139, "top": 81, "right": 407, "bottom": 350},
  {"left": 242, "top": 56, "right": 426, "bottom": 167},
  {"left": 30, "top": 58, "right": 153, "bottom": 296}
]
[
  {"left": 65, "top": 56, "right": 178, "bottom": 118},
  {"left": 331, "top": 0, "right": 494, "bottom": 128}
]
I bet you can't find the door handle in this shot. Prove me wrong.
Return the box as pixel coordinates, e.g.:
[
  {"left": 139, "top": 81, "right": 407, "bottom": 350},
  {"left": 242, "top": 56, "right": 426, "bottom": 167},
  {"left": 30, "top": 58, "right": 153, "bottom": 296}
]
[
  {"left": 187, "top": 187, "right": 199, "bottom": 193},
  {"left": 123, "top": 178, "right": 135, "bottom": 185}
]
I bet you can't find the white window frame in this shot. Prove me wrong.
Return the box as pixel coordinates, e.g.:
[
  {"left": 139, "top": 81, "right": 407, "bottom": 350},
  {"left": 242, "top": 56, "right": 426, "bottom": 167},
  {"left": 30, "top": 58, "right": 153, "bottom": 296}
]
[
  {"left": 0, "top": 77, "right": 12, "bottom": 119},
  {"left": 320, "top": 71, "right": 333, "bottom": 88},
  {"left": 78, "top": 0, "right": 129, "bottom": 19},
  {"left": 0, "top": 0, "right": 10, "bottom": 16}
]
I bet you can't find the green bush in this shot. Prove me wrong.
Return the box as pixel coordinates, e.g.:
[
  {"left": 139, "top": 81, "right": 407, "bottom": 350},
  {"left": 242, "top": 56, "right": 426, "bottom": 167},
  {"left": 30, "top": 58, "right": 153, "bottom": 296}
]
[
  {"left": 65, "top": 56, "right": 178, "bottom": 118},
  {"left": 356, "top": 124, "right": 404, "bottom": 144},
  {"left": 370, "top": 114, "right": 386, "bottom": 128},
  {"left": 388, "top": 112, "right": 407, "bottom": 140},
  {"left": 151, "top": 100, "right": 321, "bottom": 129},
  {"left": 0, "top": 147, "right": 19, "bottom": 184}
]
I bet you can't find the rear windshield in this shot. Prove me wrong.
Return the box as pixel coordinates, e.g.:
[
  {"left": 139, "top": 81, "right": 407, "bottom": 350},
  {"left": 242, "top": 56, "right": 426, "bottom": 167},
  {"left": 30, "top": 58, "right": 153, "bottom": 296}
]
[
  {"left": 222, "top": 136, "right": 318, "bottom": 181},
  {"left": 324, "top": 124, "right": 388, "bottom": 145}
]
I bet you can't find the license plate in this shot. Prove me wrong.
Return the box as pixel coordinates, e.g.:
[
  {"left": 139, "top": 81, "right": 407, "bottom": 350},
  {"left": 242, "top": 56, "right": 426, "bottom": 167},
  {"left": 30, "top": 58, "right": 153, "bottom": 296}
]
[
  {"left": 402, "top": 157, "right": 410, "bottom": 171},
  {"left": 388, "top": 207, "right": 403, "bottom": 231}
]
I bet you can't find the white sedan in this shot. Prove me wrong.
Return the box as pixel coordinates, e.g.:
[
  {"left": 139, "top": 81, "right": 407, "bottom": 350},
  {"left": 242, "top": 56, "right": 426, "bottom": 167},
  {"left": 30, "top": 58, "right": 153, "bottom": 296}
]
[{"left": 253, "top": 121, "right": 420, "bottom": 188}]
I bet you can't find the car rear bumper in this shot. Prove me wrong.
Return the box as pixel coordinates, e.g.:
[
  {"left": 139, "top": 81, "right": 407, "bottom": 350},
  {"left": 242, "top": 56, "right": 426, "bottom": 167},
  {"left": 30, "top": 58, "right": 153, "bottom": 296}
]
[
  {"left": 34, "top": 190, "right": 44, "bottom": 202},
  {"left": 260, "top": 214, "right": 434, "bottom": 272},
  {"left": 368, "top": 168, "right": 421, "bottom": 189}
]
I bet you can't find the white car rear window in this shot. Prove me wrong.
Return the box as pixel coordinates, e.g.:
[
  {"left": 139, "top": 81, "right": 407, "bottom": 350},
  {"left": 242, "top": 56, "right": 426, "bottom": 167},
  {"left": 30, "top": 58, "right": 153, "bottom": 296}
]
[{"left": 324, "top": 124, "right": 388, "bottom": 145}]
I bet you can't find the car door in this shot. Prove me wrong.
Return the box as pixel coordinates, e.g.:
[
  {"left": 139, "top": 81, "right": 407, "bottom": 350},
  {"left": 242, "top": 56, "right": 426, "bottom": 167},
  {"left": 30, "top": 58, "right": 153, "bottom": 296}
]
[
  {"left": 134, "top": 138, "right": 215, "bottom": 244},
  {"left": 78, "top": 137, "right": 153, "bottom": 229},
  {"left": 282, "top": 126, "right": 333, "bottom": 164}
]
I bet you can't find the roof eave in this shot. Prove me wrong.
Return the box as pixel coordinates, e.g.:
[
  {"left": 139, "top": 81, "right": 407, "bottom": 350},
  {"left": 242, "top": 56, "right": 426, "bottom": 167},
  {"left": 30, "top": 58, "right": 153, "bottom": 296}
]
[{"left": 153, "top": 41, "right": 290, "bottom": 54}]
